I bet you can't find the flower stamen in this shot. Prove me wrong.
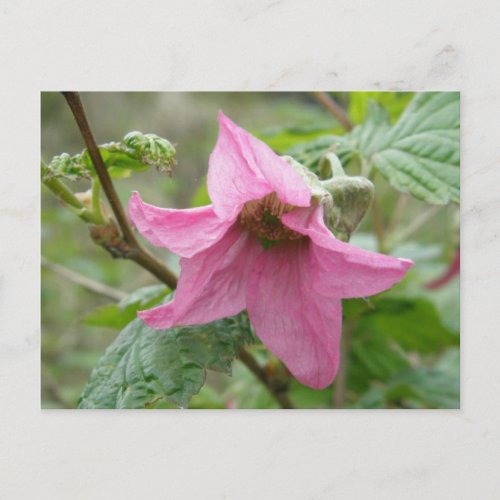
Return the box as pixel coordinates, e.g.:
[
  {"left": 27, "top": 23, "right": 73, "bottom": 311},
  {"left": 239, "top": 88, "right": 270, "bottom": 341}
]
[{"left": 240, "top": 193, "right": 304, "bottom": 244}]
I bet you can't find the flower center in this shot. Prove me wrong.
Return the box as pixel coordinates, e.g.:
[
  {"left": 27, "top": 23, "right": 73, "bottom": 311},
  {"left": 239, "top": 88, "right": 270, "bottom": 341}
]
[{"left": 240, "top": 193, "right": 305, "bottom": 248}]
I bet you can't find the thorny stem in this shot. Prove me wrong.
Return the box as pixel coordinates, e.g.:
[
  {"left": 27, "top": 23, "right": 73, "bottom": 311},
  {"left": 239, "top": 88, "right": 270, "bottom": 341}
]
[
  {"left": 61, "top": 91, "right": 294, "bottom": 409},
  {"left": 313, "top": 92, "right": 353, "bottom": 132},
  {"left": 62, "top": 91, "right": 178, "bottom": 289}
]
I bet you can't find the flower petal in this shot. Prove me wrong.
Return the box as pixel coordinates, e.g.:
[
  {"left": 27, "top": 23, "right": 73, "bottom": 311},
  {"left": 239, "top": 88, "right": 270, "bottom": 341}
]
[
  {"left": 138, "top": 224, "right": 262, "bottom": 328},
  {"left": 128, "top": 191, "right": 233, "bottom": 258},
  {"left": 247, "top": 240, "right": 342, "bottom": 389},
  {"left": 208, "top": 112, "right": 311, "bottom": 220},
  {"left": 282, "top": 205, "right": 413, "bottom": 299}
]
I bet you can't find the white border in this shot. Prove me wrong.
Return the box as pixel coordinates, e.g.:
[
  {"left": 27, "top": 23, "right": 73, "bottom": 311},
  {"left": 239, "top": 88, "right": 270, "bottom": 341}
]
[{"left": 2, "top": 0, "right": 499, "bottom": 498}]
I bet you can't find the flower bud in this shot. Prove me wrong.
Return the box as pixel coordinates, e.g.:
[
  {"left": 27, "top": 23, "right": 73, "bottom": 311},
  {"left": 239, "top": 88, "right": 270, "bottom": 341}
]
[
  {"left": 319, "top": 153, "right": 374, "bottom": 241},
  {"left": 74, "top": 189, "right": 93, "bottom": 209}
]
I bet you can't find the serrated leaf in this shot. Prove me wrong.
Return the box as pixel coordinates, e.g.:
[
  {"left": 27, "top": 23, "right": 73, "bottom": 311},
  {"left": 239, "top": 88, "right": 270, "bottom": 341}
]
[
  {"left": 285, "top": 135, "right": 352, "bottom": 178},
  {"left": 123, "top": 131, "right": 176, "bottom": 172},
  {"left": 78, "top": 312, "right": 253, "bottom": 409},
  {"left": 82, "top": 285, "right": 169, "bottom": 330},
  {"left": 44, "top": 131, "right": 176, "bottom": 181},
  {"left": 42, "top": 152, "right": 93, "bottom": 181},
  {"left": 356, "top": 92, "right": 460, "bottom": 204},
  {"left": 348, "top": 92, "right": 414, "bottom": 125},
  {"left": 256, "top": 121, "right": 343, "bottom": 154}
]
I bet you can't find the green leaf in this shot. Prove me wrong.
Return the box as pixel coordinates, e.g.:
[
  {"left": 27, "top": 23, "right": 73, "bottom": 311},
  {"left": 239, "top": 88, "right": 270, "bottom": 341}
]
[
  {"left": 82, "top": 285, "right": 169, "bottom": 330},
  {"left": 349, "top": 328, "right": 411, "bottom": 389},
  {"left": 348, "top": 92, "right": 414, "bottom": 125},
  {"left": 42, "top": 152, "right": 92, "bottom": 182},
  {"left": 353, "top": 92, "right": 460, "bottom": 204},
  {"left": 285, "top": 135, "right": 352, "bottom": 178},
  {"left": 256, "top": 121, "right": 343, "bottom": 154},
  {"left": 386, "top": 365, "right": 459, "bottom": 409},
  {"left": 44, "top": 131, "right": 176, "bottom": 181},
  {"left": 354, "top": 347, "right": 459, "bottom": 409},
  {"left": 78, "top": 312, "right": 253, "bottom": 409},
  {"left": 345, "top": 296, "right": 458, "bottom": 396},
  {"left": 358, "top": 297, "right": 459, "bottom": 353}
]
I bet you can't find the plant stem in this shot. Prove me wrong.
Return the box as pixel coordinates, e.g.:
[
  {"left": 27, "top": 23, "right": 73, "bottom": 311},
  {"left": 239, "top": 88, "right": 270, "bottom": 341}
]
[
  {"left": 333, "top": 318, "right": 354, "bottom": 409},
  {"left": 371, "top": 197, "right": 386, "bottom": 253},
  {"left": 91, "top": 178, "right": 106, "bottom": 225},
  {"left": 387, "top": 205, "right": 440, "bottom": 248},
  {"left": 238, "top": 347, "right": 294, "bottom": 409},
  {"left": 62, "top": 91, "right": 178, "bottom": 290},
  {"left": 42, "top": 171, "right": 97, "bottom": 224},
  {"left": 313, "top": 92, "right": 353, "bottom": 132},
  {"left": 387, "top": 193, "right": 409, "bottom": 234},
  {"left": 60, "top": 91, "right": 294, "bottom": 409},
  {"left": 42, "top": 256, "right": 128, "bottom": 301}
]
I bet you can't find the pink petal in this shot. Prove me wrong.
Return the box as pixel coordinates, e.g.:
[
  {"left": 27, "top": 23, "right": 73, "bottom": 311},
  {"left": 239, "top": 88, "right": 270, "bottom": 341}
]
[
  {"left": 207, "top": 112, "right": 311, "bottom": 220},
  {"left": 138, "top": 224, "right": 263, "bottom": 328},
  {"left": 282, "top": 205, "right": 413, "bottom": 299},
  {"left": 128, "top": 191, "right": 233, "bottom": 258},
  {"left": 247, "top": 240, "right": 342, "bottom": 389}
]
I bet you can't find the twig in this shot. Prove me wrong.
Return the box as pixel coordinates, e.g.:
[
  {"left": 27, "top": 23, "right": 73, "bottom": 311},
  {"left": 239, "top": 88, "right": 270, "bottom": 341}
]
[
  {"left": 387, "top": 205, "right": 441, "bottom": 248},
  {"left": 387, "top": 193, "right": 410, "bottom": 234},
  {"left": 61, "top": 91, "right": 178, "bottom": 289},
  {"left": 42, "top": 167, "right": 98, "bottom": 224},
  {"left": 333, "top": 318, "right": 354, "bottom": 409},
  {"left": 371, "top": 197, "right": 386, "bottom": 252},
  {"left": 60, "top": 91, "right": 294, "bottom": 409},
  {"left": 313, "top": 92, "right": 353, "bottom": 132},
  {"left": 42, "top": 256, "right": 128, "bottom": 301},
  {"left": 238, "top": 347, "right": 294, "bottom": 409}
]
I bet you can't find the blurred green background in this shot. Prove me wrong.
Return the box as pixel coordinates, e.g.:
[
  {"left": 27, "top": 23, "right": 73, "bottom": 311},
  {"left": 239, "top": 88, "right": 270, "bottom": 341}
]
[{"left": 41, "top": 92, "right": 459, "bottom": 409}]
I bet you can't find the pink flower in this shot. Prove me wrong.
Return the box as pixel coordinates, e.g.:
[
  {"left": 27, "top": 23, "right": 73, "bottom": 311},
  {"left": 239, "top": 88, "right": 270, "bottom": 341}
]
[{"left": 128, "top": 112, "right": 413, "bottom": 389}]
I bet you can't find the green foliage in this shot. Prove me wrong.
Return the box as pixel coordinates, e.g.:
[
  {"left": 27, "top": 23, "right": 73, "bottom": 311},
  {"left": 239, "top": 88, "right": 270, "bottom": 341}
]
[
  {"left": 348, "top": 91, "right": 414, "bottom": 124},
  {"left": 355, "top": 348, "right": 459, "bottom": 409},
  {"left": 278, "top": 92, "right": 460, "bottom": 205},
  {"left": 42, "top": 92, "right": 460, "bottom": 410},
  {"left": 256, "top": 121, "right": 344, "bottom": 154},
  {"left": 346, "top": 92, "right": 460, "bottom": 204},
  {"left": 346, "top": 296, "right": 459, "bottom": 407},
  {"left": 43, "top": 131, "right": 176, "bottom": 182},
  {"left": 78, "top": 312, "right": 253, "bottom": 409},
  {"left": 82, "top": 285, "right": 169, "bottom": 330},
  {"left": 285, "top": 135, "right": 353, "bottom": 178},
  {"left": 42, "top": 152, "right": 92, "bottom": 182}
]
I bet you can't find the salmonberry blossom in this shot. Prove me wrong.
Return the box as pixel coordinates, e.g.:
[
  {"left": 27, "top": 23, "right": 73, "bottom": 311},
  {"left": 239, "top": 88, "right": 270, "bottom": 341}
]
[{"left": 128, "top": 112, "right": 413, "bottom": 389}]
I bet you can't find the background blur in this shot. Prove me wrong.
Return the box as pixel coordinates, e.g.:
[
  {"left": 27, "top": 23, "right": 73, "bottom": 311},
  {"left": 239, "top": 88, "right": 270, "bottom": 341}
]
[{"left": 41, "top": 92, "right": 459, "bottom": 409}]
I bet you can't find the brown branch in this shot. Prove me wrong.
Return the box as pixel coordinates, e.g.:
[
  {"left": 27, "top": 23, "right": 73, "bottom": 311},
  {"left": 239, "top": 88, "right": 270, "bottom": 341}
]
[
  {"left": 238, "top": 347, "right": 294, "bottom": 409},
  {"left": 313, "top": 92, "right": 353, "bottom": 132},
  {"left": 61, "top": 91, "right": 178, "bottom": 289},
  {"left": 61, "top": 91, "right": 294, "bottom": 409},
  {"left": 42, "top": 256, "right": 128, "bottom": 301}
]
